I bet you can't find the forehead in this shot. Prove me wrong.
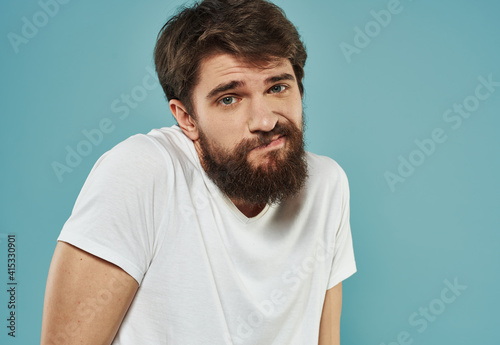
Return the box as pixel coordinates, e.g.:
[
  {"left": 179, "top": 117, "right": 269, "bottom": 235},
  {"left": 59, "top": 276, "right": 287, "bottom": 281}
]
[{"left": 195, "top": 53, "right": 295, "bottom": 90}]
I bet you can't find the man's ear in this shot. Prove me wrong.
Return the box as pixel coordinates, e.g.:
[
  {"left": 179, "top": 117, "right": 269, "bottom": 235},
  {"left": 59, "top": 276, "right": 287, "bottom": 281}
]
[{"left": 169, "top": 99, "right": 199, "bottom": 141}]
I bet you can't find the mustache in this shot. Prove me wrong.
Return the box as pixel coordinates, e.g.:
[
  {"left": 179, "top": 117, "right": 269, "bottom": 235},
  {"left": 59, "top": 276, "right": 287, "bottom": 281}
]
[{"left": 242, "top": 124, "right": 290, "bottom": 152}]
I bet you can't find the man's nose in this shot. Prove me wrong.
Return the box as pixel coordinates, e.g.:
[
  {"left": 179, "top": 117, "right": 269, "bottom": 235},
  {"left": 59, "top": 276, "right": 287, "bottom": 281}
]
[{"left": 247, "top": 97, "right": 278, "bottom": 133}]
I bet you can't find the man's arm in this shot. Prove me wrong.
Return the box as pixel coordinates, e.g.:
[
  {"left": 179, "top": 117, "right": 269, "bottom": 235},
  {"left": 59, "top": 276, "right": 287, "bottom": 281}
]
[
  {"left": 318, "top": 282, "right": 342, "bottom": 345},
  {"left": 41, "top": 241, "right": 139, "bottom": 345}
]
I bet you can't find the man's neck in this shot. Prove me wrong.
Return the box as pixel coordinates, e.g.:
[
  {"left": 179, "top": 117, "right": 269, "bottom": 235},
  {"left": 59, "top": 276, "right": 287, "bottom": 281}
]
[{"left": 230, "top": 198, "right": 267, "bottom": 218}]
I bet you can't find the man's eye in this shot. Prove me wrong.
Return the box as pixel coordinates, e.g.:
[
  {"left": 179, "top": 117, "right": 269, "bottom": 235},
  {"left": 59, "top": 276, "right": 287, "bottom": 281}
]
[
  {"left": 220, "top": 96, "right": 236, "bottom": 105},
  {"left": 270, "top": 85, "right": 286, "bottom": 93}
]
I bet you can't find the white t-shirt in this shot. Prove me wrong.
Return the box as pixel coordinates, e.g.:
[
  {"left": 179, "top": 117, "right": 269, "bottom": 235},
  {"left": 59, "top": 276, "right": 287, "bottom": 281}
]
[{"left": 57, "top": 125, "right": 357, "bottom": 345}]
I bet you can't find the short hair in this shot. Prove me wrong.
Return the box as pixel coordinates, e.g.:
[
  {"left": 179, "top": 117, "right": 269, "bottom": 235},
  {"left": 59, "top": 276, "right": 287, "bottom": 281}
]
[{"left": 153, "top": 0, "right": 307, "bottom": 117}]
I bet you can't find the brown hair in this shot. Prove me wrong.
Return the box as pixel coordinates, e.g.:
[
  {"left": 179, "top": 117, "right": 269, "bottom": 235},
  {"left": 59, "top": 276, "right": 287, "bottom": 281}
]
[{"left": 154, "top": 0, "right": 307, "bottom": 117}]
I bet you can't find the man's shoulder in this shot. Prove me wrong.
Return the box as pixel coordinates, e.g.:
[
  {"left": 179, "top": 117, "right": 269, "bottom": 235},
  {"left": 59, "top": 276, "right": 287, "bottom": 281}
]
[
  {"left": 299, "top": 152, "right": 350, "bottom": 212},
  {"left": 305, "top": 151, "right": 348, "bottom": 183},
  {"left": 106, "top": 125, "right": 193, "bottom": 165},
  {"left": 91, "top": 125, "right": 194, "bottom": 180}
]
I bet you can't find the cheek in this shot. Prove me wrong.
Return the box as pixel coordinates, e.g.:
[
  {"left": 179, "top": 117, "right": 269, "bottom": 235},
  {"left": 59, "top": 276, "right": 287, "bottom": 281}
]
[
  {"left": 202, "top": 121, "right": 244, "bottom": 151},
  {"left": 285, "top": 99, "right": 303, "bottom": 125}
]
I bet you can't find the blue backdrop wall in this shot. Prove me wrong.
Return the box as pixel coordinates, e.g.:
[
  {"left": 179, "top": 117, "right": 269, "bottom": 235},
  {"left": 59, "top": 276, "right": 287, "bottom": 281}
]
[{"left": 1, "top": 0, "right": 499, "bottom": 343}]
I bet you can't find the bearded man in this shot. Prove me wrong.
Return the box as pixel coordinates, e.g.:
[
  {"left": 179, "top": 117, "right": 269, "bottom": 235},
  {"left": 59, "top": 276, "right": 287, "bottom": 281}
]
[{"left": 41, "top": 1, "right": 357, "bottom": 344}]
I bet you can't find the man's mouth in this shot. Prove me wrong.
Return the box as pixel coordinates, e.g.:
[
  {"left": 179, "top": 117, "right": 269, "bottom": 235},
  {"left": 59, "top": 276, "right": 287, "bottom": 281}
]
[{"left": 251, "top": 135, "right": 286, "bottom": 151}]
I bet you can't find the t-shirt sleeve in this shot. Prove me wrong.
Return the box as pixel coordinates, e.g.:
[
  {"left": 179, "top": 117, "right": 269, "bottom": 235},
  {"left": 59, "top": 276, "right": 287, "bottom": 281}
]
[
  {"left": 326, "top": 164, "right": 357, "bottom": 290},
  {"left": 57, "top": 134, "right": 168, "bottom": 285}
]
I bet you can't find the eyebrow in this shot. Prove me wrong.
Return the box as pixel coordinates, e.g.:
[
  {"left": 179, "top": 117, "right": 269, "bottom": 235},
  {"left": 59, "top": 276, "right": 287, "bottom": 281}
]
[
  {"left": 206, "top": 80, "right": 244, "bottom": 100},
  {"left": 205, "top": 73, "right": 296, "bottom": 100},
  {"left": 266, "top": 73, "right": 295, "bottom": 84}
]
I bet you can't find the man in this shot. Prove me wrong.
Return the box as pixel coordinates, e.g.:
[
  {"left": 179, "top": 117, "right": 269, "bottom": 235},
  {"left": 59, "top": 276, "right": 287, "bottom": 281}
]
[{"left": 41, "top": 0, "right": 357, "bottom": 344}]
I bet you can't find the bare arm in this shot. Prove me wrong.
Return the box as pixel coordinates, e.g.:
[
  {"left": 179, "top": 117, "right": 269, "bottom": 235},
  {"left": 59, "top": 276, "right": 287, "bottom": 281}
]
[
  {"left": 41, "top": 241, "right": 139, "bottom": 345},
  {"left": 318, "top": 282, "right": 342, "bottom": 345}
]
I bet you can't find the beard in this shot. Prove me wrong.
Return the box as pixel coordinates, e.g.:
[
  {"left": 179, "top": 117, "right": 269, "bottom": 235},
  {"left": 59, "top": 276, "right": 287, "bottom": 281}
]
[{"left": 196, "top": 118, "right": 308, "bottom": 206}]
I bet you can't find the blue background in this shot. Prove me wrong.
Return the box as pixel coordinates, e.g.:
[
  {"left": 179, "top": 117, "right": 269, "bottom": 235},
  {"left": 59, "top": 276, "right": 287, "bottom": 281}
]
[{"left": 1, "top": 0, "right": 499, "bottom": 343}]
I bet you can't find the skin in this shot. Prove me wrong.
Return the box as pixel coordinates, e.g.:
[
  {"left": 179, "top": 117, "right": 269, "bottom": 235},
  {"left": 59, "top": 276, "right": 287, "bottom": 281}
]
[
  {"left": 319, "top": 282, "right": 343, "bottom": 345},
  {"left": 41, "top": 242, "right": 138, "bottom": 345},
  {"left": 41, "top": 52, "right": 343, "bottom": 344}
]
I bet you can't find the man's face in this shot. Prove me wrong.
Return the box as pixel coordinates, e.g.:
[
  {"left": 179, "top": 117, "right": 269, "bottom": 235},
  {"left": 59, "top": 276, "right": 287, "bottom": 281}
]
[{"left": 188, "top": 53, "right": 308, "bottom": 205}]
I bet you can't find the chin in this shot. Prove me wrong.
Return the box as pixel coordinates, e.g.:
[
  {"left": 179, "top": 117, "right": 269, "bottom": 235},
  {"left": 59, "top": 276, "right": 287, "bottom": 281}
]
[{"left": 248, "top": 155, "right": 282, "bottom": 171}]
